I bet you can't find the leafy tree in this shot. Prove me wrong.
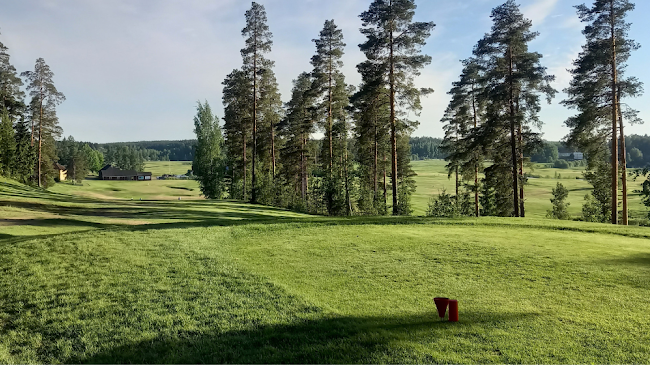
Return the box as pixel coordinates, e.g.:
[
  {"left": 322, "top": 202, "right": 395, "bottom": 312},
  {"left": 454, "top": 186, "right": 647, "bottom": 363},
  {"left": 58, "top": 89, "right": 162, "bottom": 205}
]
[
  {"left": 628, "top": 147, "right": 642, "bottom": 166},
  {"left": 241, "top": 1, "right": 274, "bottom": 204},
  {"left": 0, "top": 109, "right": 16, "bottom": 176},
  {"left": 21, "top": 58, "right": 65, "bottom": 187},
  {"left": 562, "top": 0, "right": 643, "bottom": 225},
  {"left": 0, "top": 31, "right": 25, "bottom": 121},
  {"left": 547, "top": 182, "right": 571, "bottom": 220},
  {"left": 635, "top": 167, "right": 649, "bottom": 219},
  {"left": 582, "top": 157, "right": 612, "bottom": 223},
  {"left": 530, "top": 142, "right": 559, "bottom": 163},
  {"left": 473, "top": 0, "right": 556, "bottom": 217},
  {"left": 358, "top": 0, "right": 435, "bottom": 215},
  {"left": 193, "top": 101, "right": 226, "bottom": 199}
]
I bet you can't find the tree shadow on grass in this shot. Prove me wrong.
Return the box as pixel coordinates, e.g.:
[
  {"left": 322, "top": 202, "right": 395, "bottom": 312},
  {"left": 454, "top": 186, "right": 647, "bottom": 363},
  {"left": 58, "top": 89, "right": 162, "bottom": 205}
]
[{"left": 70, "top": 311, "right": 536, "bottom": 364}]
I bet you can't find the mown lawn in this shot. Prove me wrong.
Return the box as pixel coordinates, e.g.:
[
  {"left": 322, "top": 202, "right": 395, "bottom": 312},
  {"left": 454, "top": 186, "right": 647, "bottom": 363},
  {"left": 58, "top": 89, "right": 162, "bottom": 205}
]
[{"left": 1, "top": 178, "right": 649, "bottom": 363}]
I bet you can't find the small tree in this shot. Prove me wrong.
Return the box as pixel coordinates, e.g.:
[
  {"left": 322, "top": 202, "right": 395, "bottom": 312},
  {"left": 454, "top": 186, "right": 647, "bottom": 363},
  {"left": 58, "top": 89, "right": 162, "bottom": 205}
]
[
  {"left": 547, "top": 182, "right": 571, "bottom": 220},
  {"left": 0, "top": 109, "right": 16, "bottom": 176},
  {"left": 193, "top": 101, "right": 226, "bottom": 200}
]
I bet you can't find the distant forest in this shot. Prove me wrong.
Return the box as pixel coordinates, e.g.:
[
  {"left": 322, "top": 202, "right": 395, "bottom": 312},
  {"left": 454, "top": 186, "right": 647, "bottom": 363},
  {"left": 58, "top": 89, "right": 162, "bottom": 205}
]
[{"left": 85, "top": 135, "right": 650, "bottom": 168}]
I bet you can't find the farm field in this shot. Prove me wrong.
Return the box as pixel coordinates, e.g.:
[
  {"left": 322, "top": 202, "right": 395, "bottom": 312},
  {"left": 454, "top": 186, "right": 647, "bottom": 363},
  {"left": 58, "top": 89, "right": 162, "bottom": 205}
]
[{"left": 1, "top": 175, "right": 649, "bottom": 363}]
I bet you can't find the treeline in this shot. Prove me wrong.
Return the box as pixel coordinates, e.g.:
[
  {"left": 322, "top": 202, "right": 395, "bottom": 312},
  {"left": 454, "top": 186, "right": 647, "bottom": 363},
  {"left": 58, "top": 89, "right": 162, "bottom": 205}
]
[
  {"left": 92, "top": 140, "right": 196, "bottom": 161},
  {"left": 437, "top": 0, "right": 644, "bottom": 225},
  {"left": 193, "top": 1, "right": 434, "bottom": 216},
  {"left": 410, "top": 137, "right": 444, "bottom": 160}
]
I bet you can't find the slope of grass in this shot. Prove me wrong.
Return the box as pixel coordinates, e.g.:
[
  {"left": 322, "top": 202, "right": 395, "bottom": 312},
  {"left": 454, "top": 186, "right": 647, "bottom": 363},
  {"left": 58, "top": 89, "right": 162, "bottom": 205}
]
[{"left": 1, "top": 178, "right": 650, "bottom": 363}]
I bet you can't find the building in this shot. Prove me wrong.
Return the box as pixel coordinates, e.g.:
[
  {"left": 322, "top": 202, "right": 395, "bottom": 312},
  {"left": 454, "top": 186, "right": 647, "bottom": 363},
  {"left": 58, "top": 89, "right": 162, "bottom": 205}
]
[
  {"left": 558, "top": 152, "right": 584, "bottom": 161},
  {"left": 54, "top": 163, "right": 67, "bottom": 182},
  {"left": 98, "top": 165, "right": 152, "bottom": 181}
]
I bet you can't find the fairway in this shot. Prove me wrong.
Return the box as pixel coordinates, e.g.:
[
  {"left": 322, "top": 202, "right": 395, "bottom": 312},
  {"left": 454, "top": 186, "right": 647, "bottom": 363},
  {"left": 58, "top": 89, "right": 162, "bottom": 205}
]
[{"left": 2, "top": 177, "right": 650, "bottom": 363}]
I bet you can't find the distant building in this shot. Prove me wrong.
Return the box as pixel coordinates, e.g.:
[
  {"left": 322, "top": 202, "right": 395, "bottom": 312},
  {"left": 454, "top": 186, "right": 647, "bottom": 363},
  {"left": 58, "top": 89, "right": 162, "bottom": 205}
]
[
  {"left": 99, "top": 165, "right": 152, "bottom": 181},
  {"left": 558, "top": 152, "right": 584, "bottom": 161},
  {"left": 54, "top": 163, "right": 67, "bottom": 182}
]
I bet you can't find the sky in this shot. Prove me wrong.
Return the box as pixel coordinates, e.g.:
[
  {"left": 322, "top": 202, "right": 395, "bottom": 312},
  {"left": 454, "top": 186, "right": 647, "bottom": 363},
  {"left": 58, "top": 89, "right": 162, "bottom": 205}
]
[{"left": 0, "top": 0, "right": 648, "bottom": 143}]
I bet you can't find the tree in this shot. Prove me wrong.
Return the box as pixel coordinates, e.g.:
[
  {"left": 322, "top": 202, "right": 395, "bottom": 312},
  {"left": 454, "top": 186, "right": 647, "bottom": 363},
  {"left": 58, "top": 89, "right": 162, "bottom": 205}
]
[
  {"left": 441, "top": 59, "right": 485, "bottom": 217},
  {"left": 241, "top": 1, "right": 274, "bottom": 204},
  {"left": 358, "top": 0, "right": 435, "bottom": 215},
  {"left": 0, "top": 31, "right": 25, "bottom": 121},
  {"left": 278, "top": 73, "right": 316, "bottom": 206},
  {"left": 473, "top": 0, "right": 556, "bottom": 217},
  {"left": 21, "top": 58, "right": 65, "bottom": 187},
  {"left": 223, "top": 69, "right": 251, "bottom": 200},
  {"left": 193, "top": 101, "right": 226, "bottom": 199},
  {"left": 12, "top": 116, "right": 35, "bottom": 184},
  {"left": 311, "top": 20, "right": 345, "bottom": 175},
  {"left": 547, "top": 182, "right": 571, "bottom": 220},
  {"left": 0, "top": 109, "right": 16, "bottom": 176},
  {"left": 562, "top": 0, "right": 643, "bottom": 225}
]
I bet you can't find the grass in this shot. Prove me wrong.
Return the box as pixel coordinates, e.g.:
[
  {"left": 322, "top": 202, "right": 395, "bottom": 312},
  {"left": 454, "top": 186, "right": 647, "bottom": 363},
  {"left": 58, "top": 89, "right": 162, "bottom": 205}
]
[
  {"left": 410, "top": 159, "right": 647, "bottom": 220},
  {"left": 1, "top": 176, "right": 650, "bottom": 363}
]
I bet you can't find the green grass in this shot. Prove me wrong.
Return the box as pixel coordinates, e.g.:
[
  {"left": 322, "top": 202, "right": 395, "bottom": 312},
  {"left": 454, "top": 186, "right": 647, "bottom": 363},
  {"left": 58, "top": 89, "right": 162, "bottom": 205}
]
[
  {"left": 1, "top": 177, "right": 650, "bottom": 363},
  {"left": 411, "top": 159, "right": 647, "bottom": 220}
]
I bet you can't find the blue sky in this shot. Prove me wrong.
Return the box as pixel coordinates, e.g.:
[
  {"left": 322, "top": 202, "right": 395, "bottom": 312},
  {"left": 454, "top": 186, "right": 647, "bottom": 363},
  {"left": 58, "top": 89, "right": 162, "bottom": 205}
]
[{"left": 0, "top": 0, "right": 647, "bottom": 143}]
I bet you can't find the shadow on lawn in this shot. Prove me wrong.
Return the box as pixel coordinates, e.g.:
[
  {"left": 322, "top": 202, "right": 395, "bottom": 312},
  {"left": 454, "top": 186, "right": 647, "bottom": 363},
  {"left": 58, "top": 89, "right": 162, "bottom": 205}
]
[{"left": 70, "top": 311, "right": 534, "bottom": 364}]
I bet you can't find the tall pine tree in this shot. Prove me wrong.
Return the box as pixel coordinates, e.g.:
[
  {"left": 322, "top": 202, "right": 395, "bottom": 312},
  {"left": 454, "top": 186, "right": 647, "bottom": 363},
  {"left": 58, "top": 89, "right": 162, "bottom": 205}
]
[
  {"left": 0, "top": 31, "right": 25, "bottom": 121},
  {"left": 358, "top": 0, "right": 435, "bottom": 215},
  {"left": 562, "top": 0, "right": 643, "bottom": 225}
]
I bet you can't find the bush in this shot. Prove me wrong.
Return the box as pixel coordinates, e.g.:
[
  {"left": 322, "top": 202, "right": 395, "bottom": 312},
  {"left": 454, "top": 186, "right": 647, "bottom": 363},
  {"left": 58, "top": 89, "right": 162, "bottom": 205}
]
[
  {"left": 553, "top": 159, "right": 570, "bottom": 169},
  {"left": 582, "top": 194, "right": 607, "bottom": 223},
  {"left": 546, "top": 182, "right": 571, "bottom": 220}
]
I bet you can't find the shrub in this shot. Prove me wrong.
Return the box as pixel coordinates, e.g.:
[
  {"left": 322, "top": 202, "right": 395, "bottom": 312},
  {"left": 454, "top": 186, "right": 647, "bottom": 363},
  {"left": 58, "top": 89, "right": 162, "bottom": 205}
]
[
  {"left": 546, "top": 182, "right": 571, "bottom": 220},
  {"left": 553, "top": 159, "right": 570, "bottom": 169}
]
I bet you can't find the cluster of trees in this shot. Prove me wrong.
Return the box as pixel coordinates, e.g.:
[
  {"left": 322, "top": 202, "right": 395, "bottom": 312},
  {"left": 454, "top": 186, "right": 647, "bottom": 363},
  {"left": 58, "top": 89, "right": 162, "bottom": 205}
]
[
  {"left": 410, "top": 137, "right": 444, "bottom": 160},
  {"left": 93, "top": 140, "right": 196, "bottom": 161},
  {"left": 438, "top": 0, "right": 643, "bottom": 225},
  {"left": 194, "top": 0, "right": 434, "bottom": 216},
  {"left": 101, "top": 145, "right": 146, "bottom": 172},
  {"left": 0, "top": 31, "right": 65, "bottom": 187},
  {"left": 56, "top": 136, "right": 104, "bottom": 182}
]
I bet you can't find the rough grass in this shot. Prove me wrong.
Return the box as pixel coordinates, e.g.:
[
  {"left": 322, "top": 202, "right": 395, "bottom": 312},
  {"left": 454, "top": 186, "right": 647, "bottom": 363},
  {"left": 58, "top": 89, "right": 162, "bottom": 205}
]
[{"left": 1, "top": 177, "right": 649, "bottom": 363}]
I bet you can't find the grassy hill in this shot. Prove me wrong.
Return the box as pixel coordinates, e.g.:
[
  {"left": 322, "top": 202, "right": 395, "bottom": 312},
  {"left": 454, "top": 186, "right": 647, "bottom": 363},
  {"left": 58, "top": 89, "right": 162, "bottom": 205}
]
[{"left": 1, "top": 176, "right": 649, "bottom": 363}]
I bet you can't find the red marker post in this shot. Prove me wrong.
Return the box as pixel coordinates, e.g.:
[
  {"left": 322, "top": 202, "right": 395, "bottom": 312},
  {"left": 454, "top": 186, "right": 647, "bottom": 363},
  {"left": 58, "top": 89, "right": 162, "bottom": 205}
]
[
  {"left": 433, "top": 297, "right": 449, "bottom": 320},
  {"left": 448, "top": 299, "right": 459, "bottom": 322}
]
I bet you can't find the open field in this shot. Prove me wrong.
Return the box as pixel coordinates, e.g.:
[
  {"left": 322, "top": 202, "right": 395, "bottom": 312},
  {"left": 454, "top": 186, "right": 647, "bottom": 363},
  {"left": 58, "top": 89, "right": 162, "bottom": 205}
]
[
  {"left": 410, "top": 159, "right": 647, "bottom": 220},
  {"left": 1, "top": 176, "right": 650, "bottom": 363}
]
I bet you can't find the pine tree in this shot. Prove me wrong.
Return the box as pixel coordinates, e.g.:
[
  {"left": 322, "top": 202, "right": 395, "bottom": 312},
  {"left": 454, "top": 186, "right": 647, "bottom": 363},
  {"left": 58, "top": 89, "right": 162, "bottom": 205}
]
[
  {"left": 222, "top": 69, "right": 251, "bottom": 200},
  {"left": 562, "top": 0, "right": 643, "bottom": 225},
  {"left": 473, "top": 0, "right": 556, "bottom": 217},
  {"left": 255, "top": 68, "right": 283, "bottom": 204},
  {"left": 0, "top": 109, "right": 16, "bottom": 176},
  {"left": 358, "top": 0, "right": 435, "bottom": 215},
  {"left": 12, "top": 116, "right": 35, "bottom": 184},
  {"left": 279, "top": 73, "right": 316, "bottom": 207},
  {"left": 193, "top": 101, "right": 226, "bottom": 199},
  {"left": 351, "top": 66, "right": 390, "bottom": 215},
  {"left": 21, "top": 58, "right": 65, "bottom": 188},
  {"left": 0, "top": 31, "right": 25, "bottom": 121},
  {"left": 241, "top": 1, "right": 274, "bottom": 204},
  {"left": 440, "top": 59, "right": 485, "bottom": 216}
]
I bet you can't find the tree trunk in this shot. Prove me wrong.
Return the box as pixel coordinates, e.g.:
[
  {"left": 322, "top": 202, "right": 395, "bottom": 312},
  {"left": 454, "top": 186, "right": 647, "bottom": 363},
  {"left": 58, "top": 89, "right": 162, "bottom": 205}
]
[
  {"left": 344, "top": 133, "right": 351, "bottom": 216},
  {"left": 301, "top": 133, "right": 306, "bottom": 201},
  {"left": 383, "top": 152, "right": 388, "bottom": 208},
  {"left": 610, "top": 0, "right": 619, "bottom": 225},
  {"left": 472, "top": 84, "right": 479, "bottom": 217},
  {"left": 242, "top": 127, "right": 247, "bottom": 201},
  {"left": 618, "top": 90, "right": 628, "bottom": 225},
  {"left": 251, "top": 28, "right": 258, "bottom": 204},
  {"left": 328, "top": 44, "right": 333, "bottom": 175},
  {"left": 37, "top": 83, "right": 44, "bottom": 188},
  {"left": 508, "top": 46, "right": 520, "bottom": 217},
  {"left": 389, "top": 9, "right": 398, "bottom": 215},
  {"left": 518, "top": 122, "right": 525, "bottom": 217},
  {"left": 373, "top": 121, "right": 378, "bottom": 198},
  {"left": 270, "top": 99, "right": 276, "bottom": 179}
]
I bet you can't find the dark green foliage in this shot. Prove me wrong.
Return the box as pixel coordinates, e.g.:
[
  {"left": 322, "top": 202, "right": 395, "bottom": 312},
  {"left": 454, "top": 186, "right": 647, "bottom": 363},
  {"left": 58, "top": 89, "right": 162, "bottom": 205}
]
[
  {"left": 553, "top": 159, "right": 570, "bottom": 169},
  {"left": 582, "top": 159, "right": 612, "bottom": 223},
  {"left": 547, "top": 182, "right": 571, "bottom": 220},
  {"left": 11, "top": 117, "right": 35, "bottom": 184},
  {"left": 410, "top": 137, "right": 444, "bottom": 160},
  {"left": 104, "top": 145, "right": 145, "bottom": 172},
  {"left": 0, "top": 109, "right": 16, "bottom": 176},
  {"left": 93, "top": 141, "right": 194, "bottom": 161},
  {"left": 0, "top": 32, "right": 25, "bottom": 121},
  {"left": 634, "top": 167, "right": 649, "bottom": 218},
  {"left": 193, "top": 101, "right": 226, "bottom": 200},
  {"left": 530, "top": 142, "right": 559, "bottom": 163},
  {"left": 426, "top": 189, "right": 472, "bottom": 218},
  {"left": 57, "top": 136, "right": 98, "bottom": 182}
]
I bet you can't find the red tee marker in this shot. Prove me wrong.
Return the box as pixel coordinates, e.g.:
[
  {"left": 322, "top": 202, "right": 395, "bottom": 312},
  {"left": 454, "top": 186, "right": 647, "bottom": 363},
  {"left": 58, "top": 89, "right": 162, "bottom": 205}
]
[
  {"left": 433, "top": 297, "right": 449, "bottom": 319},
  {"left": 448, "top": 299, "right": 459, "bottom": 322}
]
